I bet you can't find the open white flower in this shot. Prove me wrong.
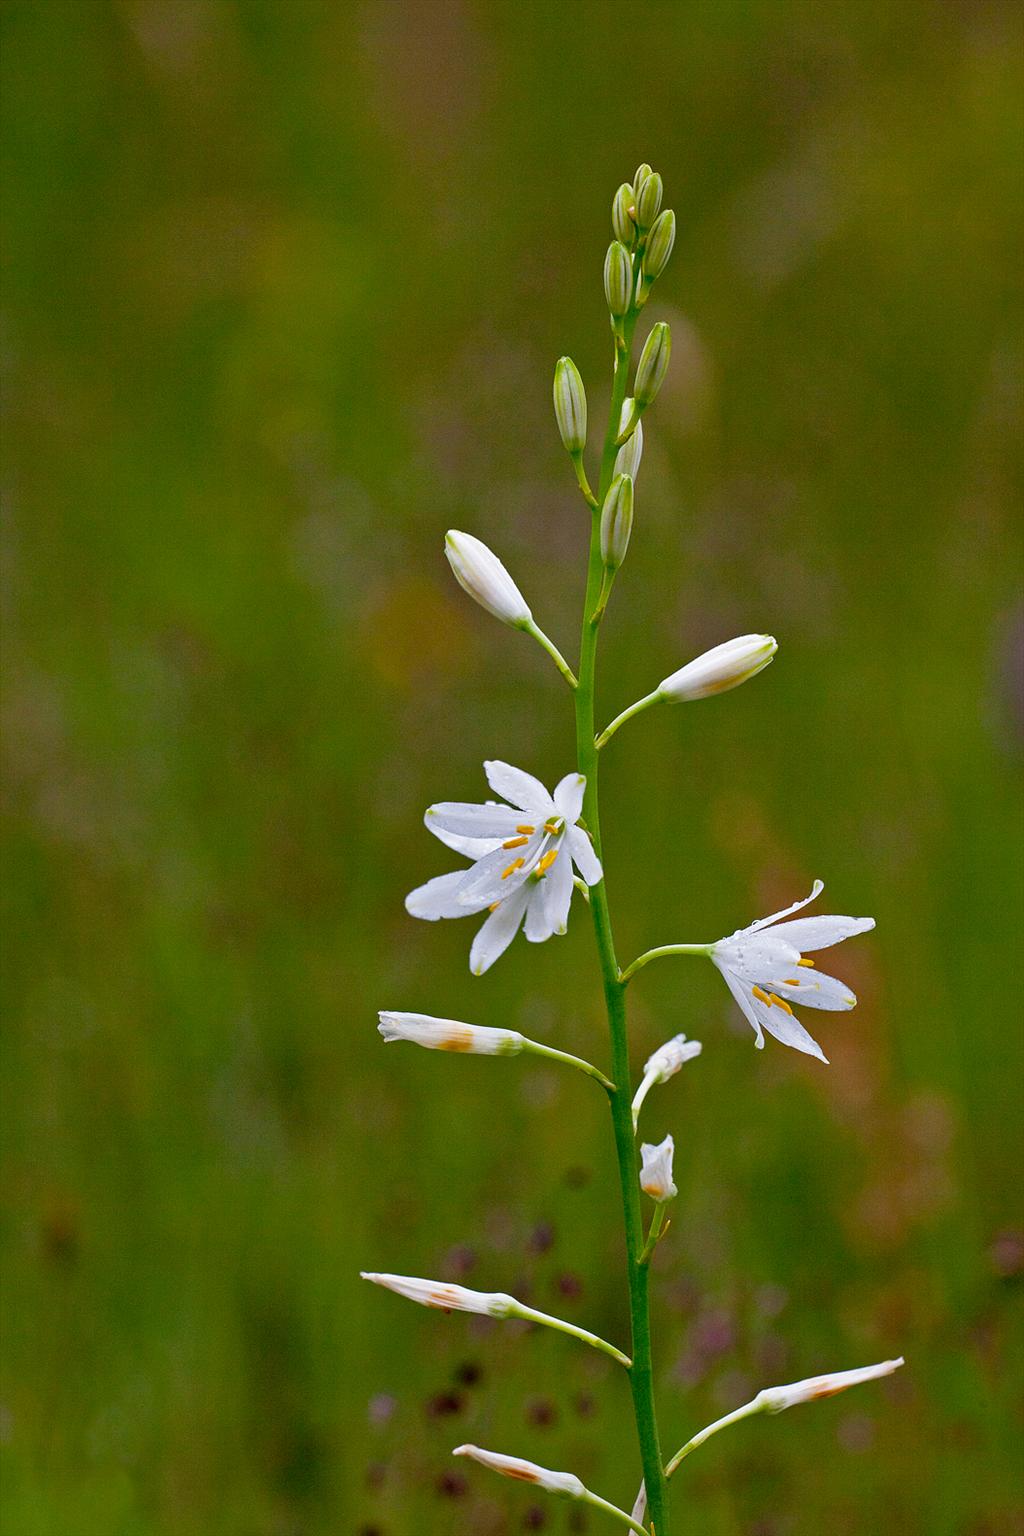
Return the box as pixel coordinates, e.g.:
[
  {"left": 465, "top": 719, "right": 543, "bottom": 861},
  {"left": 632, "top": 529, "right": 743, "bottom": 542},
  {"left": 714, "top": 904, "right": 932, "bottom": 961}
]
[
  {"left": 405, "top": 760, "right": 603, "bottom": 974},
  {"left": 711, "top": 880, "right": 874, "bottom": 1064},
  {"left": 640, "top": 1135, "right": 677, "bottom": 1202}
]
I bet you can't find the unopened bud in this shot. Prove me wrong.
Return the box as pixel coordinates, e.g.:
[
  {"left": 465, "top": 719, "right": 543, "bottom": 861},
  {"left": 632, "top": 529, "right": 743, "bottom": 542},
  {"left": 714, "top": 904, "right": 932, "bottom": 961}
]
[
  {"left": 756, "top": 1358, "right": 905, "bottom": 1415},
  {"left": 613, "top": 401, "right": 644, "bottom": 483},
  {"left": 640, "top": 1135, "right": 677, "bottom": 1202},
  {"left": 603, "top": 241, "right": 633, "bottom": 318},
  {"left": 445, "top": 530, "right": 532, "bottom": 628},
  {"left": 635, "top": 170, "right": 663, "bottom": 229},
  {"left": 453, "top": 1445, "right": 585, "bottom": 1499},
  {"left": 633, "top": 163, "right": 653, "bottom": 197},
  {"left": 659, "top": 633, "right": 777, "bottom": 701},
  {"left": 552, "top": 357, "right": 587, "bottom": 455},
  {"left": 361, "top": 1271, "right": 516, "bottom": 1318},
  {"left": 612, "top": 182, "right": 635, "bottom": 245},
  {"left": 378, "top": 1011, "right": 525, "bottom": 1055},
  {"left": 632, "top": 1033, "right": 702, "bottom": 1128},
  {"left": 634, "top": 321, "right": 671, "bottom": 407},
  {"left": 600, "top": 474, "right": 633, "bottom": 571},
  {"left": 643, "top": 208, "right": 676, "bottom": 283}
]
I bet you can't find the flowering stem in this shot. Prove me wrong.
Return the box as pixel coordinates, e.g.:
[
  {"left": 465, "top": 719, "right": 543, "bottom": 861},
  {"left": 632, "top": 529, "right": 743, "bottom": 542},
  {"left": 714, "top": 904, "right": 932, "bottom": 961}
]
[
  {"left": 620, "top": 944, "right": 711, "bottom": 984},
  {"left": 664, "top": 1397, "right": 763, "bottom": 1477},
  {"left": 522, "top": 1038, "right": 616, "bottom": 1093},
  {"left": 523, "top": 618, "right": 579, "bottom": 688},
  {"left": 574, "top": 308, "right": 671, "bottom": 1536},
  {"left": 595, "top": 690, "right": 662, "bottom": 749},
  {"left": 512, "top": 1301, "right": 632, "bottom": 1369}
]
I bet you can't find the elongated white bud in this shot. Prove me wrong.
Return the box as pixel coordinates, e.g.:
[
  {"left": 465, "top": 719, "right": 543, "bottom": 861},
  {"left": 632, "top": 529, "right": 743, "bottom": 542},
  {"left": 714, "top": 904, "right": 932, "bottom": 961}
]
[
  {"left": 553, "top": 356, "right": 587, "bottom": 455},
  {"left": 632, "top": 1033, "right": 702, "bottom": 1128},
  {"left": 445, "top": 530, "right": 532, "bottom": 627},
  {"left": 612, "top": 182, "right": 635, "bottom": 245},
  {"left": 640, "top": 1134, "right": 677, "bottom": 1202},
  {"left": 659, "top": 633, "right": 777, "bottom": 701},
  {"left": 378, "top": 1011, "right": 524, "bottom": 1055},
  {"left": 453, "top": 1445, "right": 584, "bottom": 1498},
  {"left": 643, "top": 208, "right": 676, "bottom": 283},
  {"left": 757, "top": 1357, "right": 905, "bottom": 1414},
  {"left": 600, "top": 473, "right": 634, "bottom": 571},
  {"left": 635, "top": 170, "right": 663, "bottom": 230},
  {"left": 360, "top": 1272, "right": 515, "bottom": 1316},
  {"left": 604, "top": 241, "right": 633, "bottom": 318},
  {"left": 613, "top": 401, "right": 644, "bottom": 483},
  {"left": 635, "top": 321, "right": 671, "bottom": 407}
]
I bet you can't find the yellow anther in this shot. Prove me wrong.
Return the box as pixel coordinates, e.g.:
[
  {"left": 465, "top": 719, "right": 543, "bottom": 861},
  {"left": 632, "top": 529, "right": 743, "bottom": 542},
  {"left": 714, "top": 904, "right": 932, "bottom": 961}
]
[
  {"left": 797, "top": 958, "right": 815, "bottom": 968},
  {"left": 534, "top": 849, "right": 559, "bottom": 878},
  {"left": 769, "top": 993, "right": 793, "bottom": 1015},
  {"left": 516, "top": 824, "right": 536, "bottom": 835},
  {"left": 502, "top": 835, "right": 530, "bottom": 849},
  {"left": 500, "top": 857, "right": 525, "bottom": 880},
  {"left": 751, "top": 984, "right": 772, "bottom": 1006},
  {"left": 543, "top": 818, "right": 562, "bottom": 835},
  {"left": 783, "top": 978, "right": 802, "bottom": 986},
  {"left": 488, "top": 901, "right": 501, "bottom": 912}
]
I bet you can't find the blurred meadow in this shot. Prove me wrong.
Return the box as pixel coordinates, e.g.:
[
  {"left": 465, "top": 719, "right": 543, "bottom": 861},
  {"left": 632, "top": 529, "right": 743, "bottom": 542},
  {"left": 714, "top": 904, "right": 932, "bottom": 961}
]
[{"left": 2, "top": 1, "right": 1023, "bottom": 1533}]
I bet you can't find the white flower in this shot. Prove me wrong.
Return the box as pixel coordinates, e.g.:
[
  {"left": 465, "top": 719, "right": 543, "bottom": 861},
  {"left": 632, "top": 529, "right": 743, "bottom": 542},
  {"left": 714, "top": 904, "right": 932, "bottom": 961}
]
[
  {"left": 659, "top": 634, "right": 777, "bottom": 701},
  {"left": 757, "top": 1356, "right": 904, "bottom": 1414},
  {"left": 405, "top": 759, "right": 603, "bottom": 975},
  {"left": 445, "top": 530, "right": 532, "bottom": 627},
  {"left": 360, "top": 1271, "right": 515, "bottom": 1316},
  {"left": 452, "top": 1444, "right": 585, "bottom": 1498},
  {"left": 640, "top": 1135, "right": 677, "bottom": 1202},
  {"left": 711, "top": 880, "right": 874, "bottom": 1064},
  {"left": 378, "top": 1011, "right": 525, "bottom": 1055},
  {"left": 631, "top": 1033, "right": 702, "bottom": 1128}
]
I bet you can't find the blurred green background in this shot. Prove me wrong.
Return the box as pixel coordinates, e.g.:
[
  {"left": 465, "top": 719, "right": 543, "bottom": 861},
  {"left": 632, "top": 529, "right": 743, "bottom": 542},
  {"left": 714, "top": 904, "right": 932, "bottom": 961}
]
[{"left": 2, "top": 2, "right": 1022, "bottom": 1533}]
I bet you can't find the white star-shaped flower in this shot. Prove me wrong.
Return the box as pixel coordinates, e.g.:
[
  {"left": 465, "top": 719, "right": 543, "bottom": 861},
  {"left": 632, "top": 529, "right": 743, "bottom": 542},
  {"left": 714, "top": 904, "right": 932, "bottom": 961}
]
[
  {"left": 405, "top": 760, "right": 603, "bottom": 975},
  {"left": 711, "top": 880, "right": 874, "bottom": 1064}
]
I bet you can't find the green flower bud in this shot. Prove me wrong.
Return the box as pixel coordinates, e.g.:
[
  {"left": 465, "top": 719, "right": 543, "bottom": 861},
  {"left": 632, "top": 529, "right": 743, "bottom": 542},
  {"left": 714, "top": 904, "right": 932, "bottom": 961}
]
[
  {"left": 552, "top": 357, "right": 587, "bottom": 456},
  {"left": 643, "top": 208, "right": 676, "bottom": 283},
  {"left": 603, "top": 241, "right": 633, "bottom": 318},
  {"left": 612, "top": 182, "right": 635, "bottom": 246},
  {"left": 635, "top": 171, "right": 663, "bottom": 230},
  {"left": 635, "top": 322, "right": 671, "bottom": 408},
  {"left": 633, "top": 163, "right": 653, "bottom": 197},
  {"left": 600, "top": 473, "right": 634, "bottom": 571}
]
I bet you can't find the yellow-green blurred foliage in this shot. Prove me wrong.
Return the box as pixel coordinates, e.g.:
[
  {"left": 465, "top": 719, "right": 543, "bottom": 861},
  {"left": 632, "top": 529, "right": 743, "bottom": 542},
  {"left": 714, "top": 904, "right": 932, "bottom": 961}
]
[{"left": 2, "top": 2, "right": 1022, "bottom": 1533}]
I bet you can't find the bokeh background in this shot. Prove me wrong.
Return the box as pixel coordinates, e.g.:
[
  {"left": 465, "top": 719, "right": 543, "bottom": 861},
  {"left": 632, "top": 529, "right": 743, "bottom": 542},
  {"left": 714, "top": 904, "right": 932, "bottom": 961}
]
[{"left": 2, "top": 2, "right": 1022, "bottom": 1533}]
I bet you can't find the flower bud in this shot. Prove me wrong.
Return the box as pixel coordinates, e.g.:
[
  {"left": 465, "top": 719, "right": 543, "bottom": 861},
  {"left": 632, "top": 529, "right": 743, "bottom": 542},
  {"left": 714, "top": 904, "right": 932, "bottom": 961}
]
[
  {"left": 361, "top": 1272, "right": 516, "bottom": 1318},
  {"left": 378, "top": 1011, "right": 525, "bottom": 1055},
  {"left": 633, "top": 162, "right": 653, "bottom": 197},
  {"left": 756, "top": 1357, "right": 905, "bottom": 1415},
  {"left": 644, "top": 1032, "right": 703, "bottom": 1082},
  {"left": 599, "top": 473, "right": 633, "bottom": 571},
  {"left": 453, "top": 1445, "right": 585, "bottom": 1499},
  {"left": 552, "top": 357, "right": 587, "bottom": 455},
  {"left": 612, "top": 182, "right": 635, "bottom": 245},
  {"left": 640, "top": 1135, "right": 677, "bottom": 1202},
  {"left": 634, "top": 321, "right": 671, "bottom": 407},
  {"left": 635, "top": 170, "right": 663, "bottom": 229},
  {"left": 659, "top": 634, "right": 777, "bottom": 701},
  {"left": 603, "top": 241, "right": 633, "bottom": 318},
  {"left": 445, "top": 530, "right": 532, "bottom": 628},
  {"left": 642, "top": 208, "right": 676, "bottom": 282},
  {"left": 613, "top": 401, "right": 643, "bottom": 483}
]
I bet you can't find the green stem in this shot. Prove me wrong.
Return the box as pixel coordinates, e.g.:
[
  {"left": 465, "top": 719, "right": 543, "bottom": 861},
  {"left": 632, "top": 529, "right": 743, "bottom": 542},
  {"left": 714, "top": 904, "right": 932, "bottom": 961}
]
[
  {"left": 521, "top": 1037, "right": 616, "bottom": 1093},
  {"left": 523, "top": 619, "right": 579, "bottom": 688},
  {"left": 574, "top": 314, "right": 671, "bottom": 1536},
  {"left": 581, "top": 1488, "right": 652, "bottom": 1536},
  {"left": 511, "top": 1301, "right": 631, "bottom": 1369},
  {"left": 620, "top": 944, "right": 711, "bottom": 984},
  {"left": 595, "top": 689, "right": 662, "bottom": 749},
  {"left": 638, "top": 1202, "right": 667, "bottom": 1266},
  {"left": 664, "top": 1397, "right": 763, "bottom": 1478},
  {"left": 571, "top": 450, "right": 599, "bottom": 509}
]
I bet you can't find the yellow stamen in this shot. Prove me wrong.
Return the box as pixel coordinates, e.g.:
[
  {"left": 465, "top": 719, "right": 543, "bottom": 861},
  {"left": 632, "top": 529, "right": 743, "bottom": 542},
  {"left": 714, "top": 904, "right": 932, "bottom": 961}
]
[
  {"left": 534, "top": 848, "right": 559, "bottom": 878},
  {"left": 502, "top": 835, "right": 530, "bottom": 849},
  {"left": 543, "top": 818, "right": 562, "bottom": 834},
  {"left": 752, "top": 984, "right": 772, "bottom": 1006},
  {"left": 783, "top": 978, "right": 802, "bottom": 986},
  {"left": 516, "top": 824, "right": 536, "bottom": 835},
  {"left": 768, "top": 993, "right": 793, "bottom": 1015},
  {"left": 500, "top": 857, "right": 525, "bottom": 879},
  {"left": 488, "top": 901, "right": 501, "bottom": 912},
  {"left": 797, "top": 958, "right": 815, "bottom": 968}
]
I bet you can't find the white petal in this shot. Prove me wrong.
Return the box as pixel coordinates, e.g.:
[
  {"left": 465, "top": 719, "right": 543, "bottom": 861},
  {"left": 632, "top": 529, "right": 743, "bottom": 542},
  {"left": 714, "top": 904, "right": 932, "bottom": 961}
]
[
  {"left": 565, "top": 825, "right": 602, "bottom": 886},
  {"left": 541, "top": 844, "right": 574, "bottom": 936},
  {"left": 717, "top": 960, "right": 766, "bottom": 1048},
  {"left": 771, "top": 969, "right": 858, "bottom": 1012},
  {"left": 552, "top": 772, "right": 586, "bottom": 823},
  {"left": 524, "top": 881, "right": 556, "bottom": 943},
  {"left": 470, "top": 885, "right": 530, "bottom": 975},
  {"left": 426, "top": 802, "right": 530, "bottom": 839},
  {"left": 455, "top": 833, "right": 546, "bottom": 907},
  {"left": 406, "top": 870, "right": 488, "bottom": 920},
  {"left": 483, "top": 760, "right": 555, "bottom": 817},
  {"left": 429, "top": 823, "right": 505, "bottom": 859},
  {"left": 771, "top": 915, "right": 875, "bottom": 952},
  {"left": 753, "top": 994, "right": 828, "bottom": 1063},
  {"left": 747, "top": 879, "right": 824, "bottom": 934}
]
